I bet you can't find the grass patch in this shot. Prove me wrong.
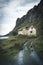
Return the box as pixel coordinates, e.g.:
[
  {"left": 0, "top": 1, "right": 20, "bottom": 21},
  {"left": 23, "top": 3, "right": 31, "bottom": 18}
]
[
  {"left": 0, "top": 35, "right": 30, "bottom": 57},
  {"left": 33, "top": 35, "right": 43, "bottom": 59}
]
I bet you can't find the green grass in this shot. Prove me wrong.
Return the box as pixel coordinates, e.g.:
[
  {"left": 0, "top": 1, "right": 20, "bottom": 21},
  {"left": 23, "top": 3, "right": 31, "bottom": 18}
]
[
  {"left": 0, "top": 35, "right": 43, "bottom": 59},
  {"left": 0, "top": 35, "right": 29, "bottom": 57},
  {"left": 33, "top": 35, "right": 43, "bottom": 59}
]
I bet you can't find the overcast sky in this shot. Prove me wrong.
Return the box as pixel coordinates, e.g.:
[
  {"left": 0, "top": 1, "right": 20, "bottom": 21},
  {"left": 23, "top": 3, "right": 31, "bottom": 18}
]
[{"left": 0, "top": 0, "right": 40, "bottom": 35}]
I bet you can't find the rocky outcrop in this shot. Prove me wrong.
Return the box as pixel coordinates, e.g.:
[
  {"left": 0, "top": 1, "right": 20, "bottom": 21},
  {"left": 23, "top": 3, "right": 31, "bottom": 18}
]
[{"left": 8, "top": 0, "right": 43, "bottom": 36}]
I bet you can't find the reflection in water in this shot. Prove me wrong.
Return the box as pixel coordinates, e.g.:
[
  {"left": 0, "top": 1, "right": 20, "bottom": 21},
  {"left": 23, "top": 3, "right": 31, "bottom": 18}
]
[
  {"left": 0, "top": 43, "right": 43, "bottom": 65},
  {"left": 12, "top": 49, "right": 43, "bottom": 65},
  {"left": 30, "top": 51, "right": 43, "bottom": 65},
  {"left": 17, "top": 51, "right": 24, "bottom": 65}
]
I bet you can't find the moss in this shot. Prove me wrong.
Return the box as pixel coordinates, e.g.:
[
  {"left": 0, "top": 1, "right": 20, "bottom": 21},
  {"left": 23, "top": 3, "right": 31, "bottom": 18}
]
[{"left": 0, "top": 35, "right": 29, "bottom": 57}]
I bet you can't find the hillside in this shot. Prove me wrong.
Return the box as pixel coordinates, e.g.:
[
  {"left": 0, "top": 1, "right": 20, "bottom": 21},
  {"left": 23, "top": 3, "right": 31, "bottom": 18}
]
[
  {"left": 8, "top": 0, "right": 43, "bottom": 36},
  {"left": 0, "top": 0, "right": 43, "bottom": 59}
]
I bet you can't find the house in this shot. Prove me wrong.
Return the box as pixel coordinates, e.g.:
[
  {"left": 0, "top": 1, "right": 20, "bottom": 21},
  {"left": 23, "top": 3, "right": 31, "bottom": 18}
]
[
  {"left": 28, "top": 25, "right": 36, "bottom": 36},
  {"left": 18, "top": 25, "right": 36, "bottom": 36},
  {"left": 18, "top": 27, "right": 28, "bottom": 35}
]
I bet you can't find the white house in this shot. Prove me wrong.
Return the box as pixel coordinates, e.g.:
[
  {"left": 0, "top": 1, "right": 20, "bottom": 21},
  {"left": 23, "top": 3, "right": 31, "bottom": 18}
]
[
  {"left": 28, "top": 26, "right": 36, "bottom": 36},
  {"left": 18, "top": 25, "right": 36, "bottom": 36},
  {"left": 18, "top": 27, "right": 28, "bottom": 35}
]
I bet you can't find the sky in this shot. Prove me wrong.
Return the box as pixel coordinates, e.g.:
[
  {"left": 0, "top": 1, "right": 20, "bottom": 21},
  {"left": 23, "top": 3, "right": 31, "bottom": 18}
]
[{"left": 0, "top": 0, "right": 40, "bottom": 35}]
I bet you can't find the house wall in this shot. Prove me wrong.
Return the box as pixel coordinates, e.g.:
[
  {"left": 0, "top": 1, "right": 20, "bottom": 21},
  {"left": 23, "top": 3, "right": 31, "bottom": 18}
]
[
  {"left": 18, "top": 31, "right": 23, "bottom": 35},
  {"left": 18, "top": 29, "right": 28, "bottom": 35},
  {"left": 22, "top": 29, "right": 28, "bottom": 35},
  {"left": 28, "top": 28, "right": 36, "bottom": 36}
]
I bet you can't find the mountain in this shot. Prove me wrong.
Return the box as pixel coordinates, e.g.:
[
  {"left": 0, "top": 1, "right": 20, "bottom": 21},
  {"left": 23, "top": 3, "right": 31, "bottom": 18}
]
[
  {"left": 0, "top": 0, "right": 43, "bottom": 58},
  {"left": 8, "top": 0, "right": 43, "bottom": 36}
]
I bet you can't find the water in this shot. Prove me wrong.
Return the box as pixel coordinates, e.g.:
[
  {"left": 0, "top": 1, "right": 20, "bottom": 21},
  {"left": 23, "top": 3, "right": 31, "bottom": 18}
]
[
  {"left": 0, "top": 42, "right": 43, "bottom": 65},
  {"left": 0, "top": 36, "right": 8, "bottom": 39}
]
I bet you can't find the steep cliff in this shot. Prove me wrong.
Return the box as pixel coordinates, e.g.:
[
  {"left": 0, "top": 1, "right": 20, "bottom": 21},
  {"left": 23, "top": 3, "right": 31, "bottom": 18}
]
[{"left": 11, "top": 0, "right": 43, "bottom": 36}]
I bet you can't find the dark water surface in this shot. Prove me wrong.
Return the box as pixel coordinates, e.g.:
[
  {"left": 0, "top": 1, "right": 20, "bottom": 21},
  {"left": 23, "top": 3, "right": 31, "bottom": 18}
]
[{"left": 0, "top": 48, "right": 43, "bottom": 65}]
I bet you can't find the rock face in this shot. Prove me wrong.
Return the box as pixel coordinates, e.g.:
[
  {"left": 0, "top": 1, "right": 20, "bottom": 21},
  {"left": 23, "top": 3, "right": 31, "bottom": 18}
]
[{"left": 8, "top": 0, "right": 43, "bottom": 36}]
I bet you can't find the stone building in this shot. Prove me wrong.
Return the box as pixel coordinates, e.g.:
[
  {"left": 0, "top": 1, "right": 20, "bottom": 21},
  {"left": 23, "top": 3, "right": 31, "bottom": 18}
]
[{"left": 18, "top": 25, "right": 36, "bottom": 36}]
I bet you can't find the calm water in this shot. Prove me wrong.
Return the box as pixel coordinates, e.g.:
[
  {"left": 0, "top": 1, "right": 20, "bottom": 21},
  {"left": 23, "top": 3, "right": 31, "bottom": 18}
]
[
  {"left": 0, "top": 42, "right": 43, "bottom": 65},
  {"left": 0, "top": 36, "right": 8, "bottom": 39}
]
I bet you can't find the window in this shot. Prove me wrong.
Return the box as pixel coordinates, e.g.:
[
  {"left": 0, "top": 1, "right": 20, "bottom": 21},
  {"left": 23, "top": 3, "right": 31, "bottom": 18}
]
[
  {"left": 30, "top": 31, "right": 32, "bottom": 33},
  {"left": 26, "top": 27, "right": 28, "bottom": 30}
]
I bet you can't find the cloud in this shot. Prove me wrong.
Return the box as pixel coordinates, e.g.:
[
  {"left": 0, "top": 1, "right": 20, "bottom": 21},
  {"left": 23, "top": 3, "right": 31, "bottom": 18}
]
[
  {"left": 0, "top": 23, "right": 15, "bottom": 35},
  {"left": 0, "top": 0, "right": 40, "bottom": 35},
  {"left": 0, "top": 0, "right": 10, "bottom": 8},
  {"left": 19, "top": 0, "right": 40, "bottom": 6}
]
